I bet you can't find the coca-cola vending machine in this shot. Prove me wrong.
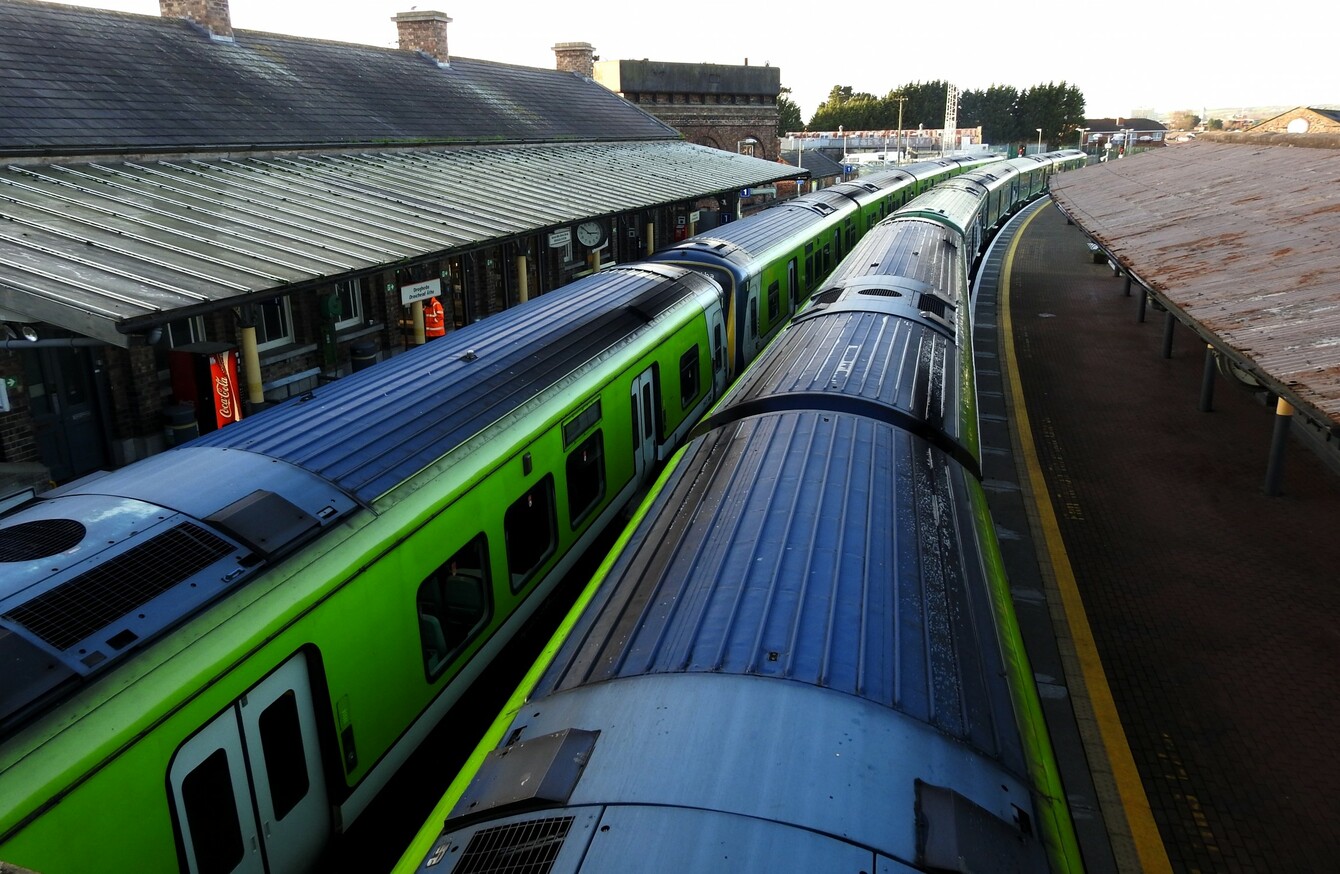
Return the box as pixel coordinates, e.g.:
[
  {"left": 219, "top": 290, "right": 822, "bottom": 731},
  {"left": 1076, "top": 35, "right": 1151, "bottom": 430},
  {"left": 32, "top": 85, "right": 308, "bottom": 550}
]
[{"left": 169, "top": 342, "right": 243, "bottom": 434}]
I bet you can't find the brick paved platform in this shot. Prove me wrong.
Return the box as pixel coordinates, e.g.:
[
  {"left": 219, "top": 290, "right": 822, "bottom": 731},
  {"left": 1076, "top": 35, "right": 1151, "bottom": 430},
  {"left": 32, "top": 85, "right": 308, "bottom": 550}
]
[{"left": 1005, "top": 202, "right": 1340, "bottom": 873}]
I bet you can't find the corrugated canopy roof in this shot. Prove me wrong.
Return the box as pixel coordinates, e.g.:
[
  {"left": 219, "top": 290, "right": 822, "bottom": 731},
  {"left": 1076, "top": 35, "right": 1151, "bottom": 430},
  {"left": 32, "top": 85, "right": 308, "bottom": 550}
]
[
  {"left": 1050, "top": 139, "right": 1340, "bottom": 426},
  {"left": 0, "top": 141, "right": 804, "bottom": 345}
]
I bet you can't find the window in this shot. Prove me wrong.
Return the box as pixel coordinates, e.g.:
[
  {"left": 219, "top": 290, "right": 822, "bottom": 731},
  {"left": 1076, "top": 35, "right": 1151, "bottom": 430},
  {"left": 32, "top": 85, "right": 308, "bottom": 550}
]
[
  {"left": 749, "top": 297, "right": 759, "bottom": 339},
  {"left": 804, "top": 244, "right": 815, "bottom": 290},
  {"left": 164, "top": 316, "right": 205, "bottom": 348},
  {"left": 416, "top": 535, "right": 491, "bottom": 678},
  {"left": 258, "top": 691, "right": 309, "bottom": 821},
  {"left": 713, "top": 324, "right": 725, "bottom": 372},
  {"left": 566, "top": 431, "right": 605, "bottom": 527},
  {"left": 504, "top": 477, "right": 556, "bottom": 592},
  {"left": 254, "top": 296, "right": 294, "bottom": 351},
  {"left": 767, "top": 282, "right": 780, "bottom": 322},
  {"left": 562, "top": 400, "right": 602, "bottom": 449},
  {"left": 679, "top": 346, "right": 700, "bottom": 408},
  {"left": 181, "top": 750, "right": 244, "bottom": 874},
  {"left": 334, "top": 279, "right": 364, "bottom": 331}
]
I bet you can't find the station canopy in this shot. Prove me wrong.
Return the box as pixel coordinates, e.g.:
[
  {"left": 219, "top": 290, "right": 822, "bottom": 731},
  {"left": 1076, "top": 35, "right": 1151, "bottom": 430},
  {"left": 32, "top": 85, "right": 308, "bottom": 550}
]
[{"left": 0, "top": 141, "right": 800, "bottom": 346}]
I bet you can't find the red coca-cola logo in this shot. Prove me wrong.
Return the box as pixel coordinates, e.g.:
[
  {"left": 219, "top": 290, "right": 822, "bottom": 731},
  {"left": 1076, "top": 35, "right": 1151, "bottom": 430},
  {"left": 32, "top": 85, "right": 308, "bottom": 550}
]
[{"left": 210, "top": 352, "right": 241, "bottom": 426}]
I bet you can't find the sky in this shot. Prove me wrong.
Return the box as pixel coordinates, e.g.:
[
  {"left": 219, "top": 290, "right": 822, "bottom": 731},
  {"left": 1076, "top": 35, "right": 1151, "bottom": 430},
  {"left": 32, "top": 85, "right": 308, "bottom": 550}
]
[{"left": 52, "top": 0, "right": 1336, "bottom": 124}]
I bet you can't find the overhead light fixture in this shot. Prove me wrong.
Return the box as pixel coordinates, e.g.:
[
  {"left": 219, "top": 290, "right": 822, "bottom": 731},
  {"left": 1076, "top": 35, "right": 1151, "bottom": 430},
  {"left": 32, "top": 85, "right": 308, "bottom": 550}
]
[{"left": 20, "top": 326, "right": 38, "bottom": 342}]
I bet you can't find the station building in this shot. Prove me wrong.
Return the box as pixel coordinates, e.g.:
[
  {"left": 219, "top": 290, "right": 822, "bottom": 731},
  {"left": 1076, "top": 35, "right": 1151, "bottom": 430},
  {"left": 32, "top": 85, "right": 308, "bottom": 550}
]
[{"left": 0, "top": 0, "right": 802, "bottom": 492}]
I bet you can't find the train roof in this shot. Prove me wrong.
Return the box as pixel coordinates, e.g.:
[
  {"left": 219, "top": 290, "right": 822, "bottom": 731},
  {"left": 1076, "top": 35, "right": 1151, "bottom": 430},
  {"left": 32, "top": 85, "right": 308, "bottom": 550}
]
[
  {"left": 0, "top": 263, "right": 718, "bottom": 735},
  {"left": 534, "top": 408, "right": 1026, "bottom": 773},
  {"left": 191, "top": 264, "right": 718, "bottom": 503}
]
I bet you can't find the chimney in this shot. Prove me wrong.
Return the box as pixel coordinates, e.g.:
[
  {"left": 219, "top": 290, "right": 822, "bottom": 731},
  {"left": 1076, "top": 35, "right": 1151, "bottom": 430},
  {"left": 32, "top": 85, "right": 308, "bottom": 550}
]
[
  {"left": 160, "top": 0, "right": 233, "bottom": 40},
  {"left": 394, "top": 10, "right": 452, "bottom": 66},
  {"left": 553, "top": 42, "right": 595, "bottom": 78}
]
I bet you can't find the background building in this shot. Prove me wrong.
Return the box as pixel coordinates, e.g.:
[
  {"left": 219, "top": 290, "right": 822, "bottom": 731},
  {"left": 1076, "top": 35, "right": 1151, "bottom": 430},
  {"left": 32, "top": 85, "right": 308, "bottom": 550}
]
[{"left": 0, "top": 0, "right": 800, "bottom": 492}]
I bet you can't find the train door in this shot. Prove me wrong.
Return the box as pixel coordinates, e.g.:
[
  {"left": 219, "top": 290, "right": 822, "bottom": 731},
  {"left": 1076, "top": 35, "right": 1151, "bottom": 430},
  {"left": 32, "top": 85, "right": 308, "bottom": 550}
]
[
  {"left": 709, "top": 310, "right": 727, "bottom": 396},
  {"left": 168, "top": 654, "right": 331, "bottom": 874},
  {"left": 744, "top": 276, "right": 761, "bottom": 365},
  {"left": 630, "top": 367, "right": 658, "bottom": 480},
  {"left": 787, "top": 259, "right": 798, "bottom": 312}
]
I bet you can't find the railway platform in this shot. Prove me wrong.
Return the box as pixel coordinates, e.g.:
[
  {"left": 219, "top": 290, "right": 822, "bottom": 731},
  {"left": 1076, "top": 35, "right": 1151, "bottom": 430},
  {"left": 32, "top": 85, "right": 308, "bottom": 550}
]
[{"left": 986, "top": 199, "right": 1340, "bottom": 873}]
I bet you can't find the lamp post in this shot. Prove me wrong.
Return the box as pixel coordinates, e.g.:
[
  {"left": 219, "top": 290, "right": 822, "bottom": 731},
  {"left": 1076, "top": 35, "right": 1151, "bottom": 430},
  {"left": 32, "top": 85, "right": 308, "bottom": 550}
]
[{"left": 1035, "top": 128, "right": 1043, "bottom": 156}]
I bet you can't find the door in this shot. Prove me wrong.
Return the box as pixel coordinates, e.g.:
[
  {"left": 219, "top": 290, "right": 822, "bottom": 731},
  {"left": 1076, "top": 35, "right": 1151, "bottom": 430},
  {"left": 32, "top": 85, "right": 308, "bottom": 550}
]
[
  {"left": 23, "top": 345, "right": 106, "bottom": 482},
  {"left": 630, "top": 367, "right": 657, "bottom": 481},
  {"left": 787, "top": 259, "right": 798, "bottom": 312},
  {"left": 708, "top": 310, "right": 727, "bottom": 397},
  {"left": 169, "top": 654, "right": 331, "bottom": 874}
]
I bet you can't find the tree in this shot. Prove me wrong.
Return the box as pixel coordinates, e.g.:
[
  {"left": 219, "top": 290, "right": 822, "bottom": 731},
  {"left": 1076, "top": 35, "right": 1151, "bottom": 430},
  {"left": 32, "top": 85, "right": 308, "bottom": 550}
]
[
  {"left": 1208, "top": 118, "right": 1224, "bottom": 131},
  {"left": 1169, "top": 109, "right": 1201, "bottom": 131},
  {"left": 809, "top": 85, "right": 882, "bottom": 131},
  {"left": 1016, "top": 81, "right": 1086, "bottom": 151},
  {"left": 777, "top": 87, "right": 804, "bottom": 136},
  {"left": 961, "top": 85, "right": 1021, "bottom": 144}
]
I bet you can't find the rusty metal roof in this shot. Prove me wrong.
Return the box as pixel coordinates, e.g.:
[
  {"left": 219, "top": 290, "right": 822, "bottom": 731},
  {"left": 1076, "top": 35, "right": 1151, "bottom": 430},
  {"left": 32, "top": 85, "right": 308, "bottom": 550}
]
[{"left": 1050, "top": 140, "right": 1340, "bottom": 426}]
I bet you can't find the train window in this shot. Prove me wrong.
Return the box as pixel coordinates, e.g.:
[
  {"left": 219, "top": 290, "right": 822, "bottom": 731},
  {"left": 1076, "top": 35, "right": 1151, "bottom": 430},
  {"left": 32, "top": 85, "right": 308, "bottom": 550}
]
[
  {"left": 504, "top": 476, "right": 556, "bottom": 593},
  {"left": 641, "top": 383, "right": 655, "bottom": 439},
  {"left": 567, "top": 431, "right": 605, "bottom": 527},
  {"left": 713, "top": 324, "right": 725, "bottom": 372},
  {"left": 562, "top": 399, "right": 602, "bottom": 449},
  {"left": 258, "top": 690, "right": 310, "bottom": 821},
  {"left": 749, "top": 298, "right": 759, "bottom": 338},
  {"left": 804, "top": 244, "right": 814, "bottom": 289},
  {"left": 766, "top": 282, "right": 779, "bottom": 322},
  {"left": 181, "top": 750, "right": 245, "bottom": 874},
  {"left": 679, "top": 346, "right": 700, "bottom": 408},
  {"left": 417, "top": 535, "right": 491, "bottom": 678}
]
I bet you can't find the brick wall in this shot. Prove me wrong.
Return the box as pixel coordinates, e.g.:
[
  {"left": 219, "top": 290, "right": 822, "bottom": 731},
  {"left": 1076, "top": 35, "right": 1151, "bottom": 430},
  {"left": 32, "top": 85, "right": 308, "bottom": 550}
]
[
  {"left": 0, "top": 351, "right": 37, "bottom": 464},
  {"left": 158, "top": 0, "right": 232, "bottom": 37},
  {"left": 394, "top": 11, "right": 451, "bottom": 64},
  {"left": 624, "top": 99, "right": 778, "bottom": 161},
  {"left": 1251, "top": 108, "right": 1340, "bottom": 134}
]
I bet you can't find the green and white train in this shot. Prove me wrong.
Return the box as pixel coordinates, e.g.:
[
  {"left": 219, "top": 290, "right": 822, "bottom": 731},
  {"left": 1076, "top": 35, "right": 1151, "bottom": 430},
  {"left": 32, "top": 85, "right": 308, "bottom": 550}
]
[{"left": 0, "top": 153, "right": 1003, "bottom": 874}]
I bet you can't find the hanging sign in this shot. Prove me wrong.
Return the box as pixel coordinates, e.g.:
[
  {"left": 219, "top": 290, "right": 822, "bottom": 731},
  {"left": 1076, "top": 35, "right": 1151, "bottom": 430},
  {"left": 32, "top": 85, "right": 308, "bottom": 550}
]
[{"left": 400, "top": 278, "right": 442, "bottom": 306}]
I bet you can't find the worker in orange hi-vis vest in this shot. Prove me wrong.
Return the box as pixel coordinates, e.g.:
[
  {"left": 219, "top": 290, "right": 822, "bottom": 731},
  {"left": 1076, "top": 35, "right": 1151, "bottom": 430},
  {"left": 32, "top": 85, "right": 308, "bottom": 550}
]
[{"left": 424, "top": 296, "right": 446, "bottom": 341}]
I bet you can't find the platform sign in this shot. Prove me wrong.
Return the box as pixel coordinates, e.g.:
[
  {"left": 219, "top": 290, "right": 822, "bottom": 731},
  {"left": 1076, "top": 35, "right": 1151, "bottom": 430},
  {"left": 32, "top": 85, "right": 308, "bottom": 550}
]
[{"left": 400, "top": 278, "right": 442, "bottom": 306}]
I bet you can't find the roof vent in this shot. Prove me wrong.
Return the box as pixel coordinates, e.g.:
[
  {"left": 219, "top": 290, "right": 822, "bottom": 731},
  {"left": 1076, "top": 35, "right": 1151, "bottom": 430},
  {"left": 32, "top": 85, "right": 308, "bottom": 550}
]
[
  {"left": 0, "top": 519, "right": 86, "bottom": 563},
  {"left": 3, "top": 522, "right": 233, "bottom": 651},
  {"left": 918, "top": 293, "right": 953, "bottom": 320},
  {"left": 453, "top": 816, "right": 574, "bottom": 874}
]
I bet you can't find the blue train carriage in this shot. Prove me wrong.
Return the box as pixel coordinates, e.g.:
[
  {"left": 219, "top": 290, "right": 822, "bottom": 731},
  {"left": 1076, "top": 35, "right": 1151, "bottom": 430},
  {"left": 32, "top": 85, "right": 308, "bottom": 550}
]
[
  {"left": 645, "top": 155, "right": 1003, "bottom": 377},
  {"left": 393, "top": 174, "right": 1084, "bottom": 874},
  {"left": 0, "top": 263, "right": 729, "bottom": 874}
]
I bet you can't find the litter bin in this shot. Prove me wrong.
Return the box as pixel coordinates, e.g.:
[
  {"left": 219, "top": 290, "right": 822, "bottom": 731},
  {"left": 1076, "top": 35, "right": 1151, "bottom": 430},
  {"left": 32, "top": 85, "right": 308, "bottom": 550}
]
[
  {"left": 165, "top": 404, "right": 199, "bottom": 447},
  {"left": 351, "top": 341, "right": 378, "bottom": 373}
]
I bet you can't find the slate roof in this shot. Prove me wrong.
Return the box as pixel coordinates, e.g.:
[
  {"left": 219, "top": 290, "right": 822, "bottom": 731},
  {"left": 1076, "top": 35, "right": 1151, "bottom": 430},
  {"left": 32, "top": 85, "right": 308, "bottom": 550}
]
[
  {"left": 782, "top": 150, "right": 844, "bottom": 179},
  {"left": 1082, "top": 117, "right": 1166, "bottom": 133},
  {"left": 0, "top": 0, "right": 679, "bottom": 155}
]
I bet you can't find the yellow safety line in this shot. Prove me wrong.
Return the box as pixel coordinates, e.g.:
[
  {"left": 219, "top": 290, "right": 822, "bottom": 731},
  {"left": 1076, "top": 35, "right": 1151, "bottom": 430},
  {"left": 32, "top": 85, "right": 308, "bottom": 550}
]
[{"left": 1000, "top": 204, "right": 1173, "bottom": 874}]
